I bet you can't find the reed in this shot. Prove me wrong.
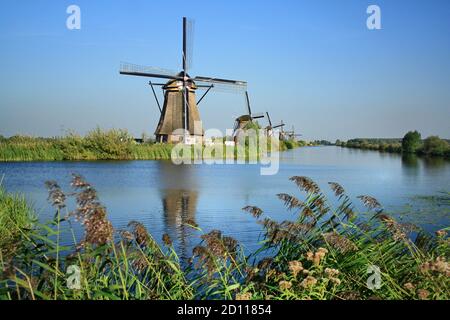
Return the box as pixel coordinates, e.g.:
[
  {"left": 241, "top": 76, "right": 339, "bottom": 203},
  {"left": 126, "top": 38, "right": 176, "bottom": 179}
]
[
  {"left": 0, "top": 186, "right": 35, "bottom": 250},
  {"left": 0, "top": 128, "right": 301, "bottom": 162},
  {"left": 0, "top": 129, "right": 174, "bottom": 162},
  {"left": 0, "top": 175, "right": 447, "bottom": 300}
]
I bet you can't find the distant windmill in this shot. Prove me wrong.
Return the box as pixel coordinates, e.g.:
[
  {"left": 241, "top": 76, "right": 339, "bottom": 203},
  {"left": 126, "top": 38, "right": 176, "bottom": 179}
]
[
  {"left": 284, "top": 125, "right": 303, "bottom": 141},
  {"left": 232, "top": 91, "right": 265, "bottom": 139},
  {"left": 264, "top": 112, "right": 285, "bottom": 138},
  {"left": 120, "top": 17, "right": 247, "bottom": 144},
  {"left": 277, "top": 120, "right": 288, "bottom": 141}
]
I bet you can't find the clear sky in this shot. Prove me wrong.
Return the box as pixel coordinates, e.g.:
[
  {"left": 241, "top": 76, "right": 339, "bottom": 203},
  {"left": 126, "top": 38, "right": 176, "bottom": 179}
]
[{"left": 0, "top": 0, "right": 449, "bottom": 141}]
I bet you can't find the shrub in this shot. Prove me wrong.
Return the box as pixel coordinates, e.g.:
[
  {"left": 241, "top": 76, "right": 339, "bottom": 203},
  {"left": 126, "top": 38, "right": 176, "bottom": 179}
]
[
  {"left": 55, "top": 132, "right": 87, "bottom": 160},
  {"left": 284, "top": 140, "right": 294, "bottom": 150},
  {"left": 422, "top": 136, "right": 449, "bottom": 157},
  {"left": 84, "top": 128, "right": 134, "bottom": 160},
  {"left": 402, "top": 131, "right": 422, "bottom": 153}
]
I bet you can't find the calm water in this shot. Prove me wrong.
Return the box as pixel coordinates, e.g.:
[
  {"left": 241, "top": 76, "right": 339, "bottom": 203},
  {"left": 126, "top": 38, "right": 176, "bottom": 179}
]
[{"left": 1, "top": 146, "right": 449, "bottom": 257}]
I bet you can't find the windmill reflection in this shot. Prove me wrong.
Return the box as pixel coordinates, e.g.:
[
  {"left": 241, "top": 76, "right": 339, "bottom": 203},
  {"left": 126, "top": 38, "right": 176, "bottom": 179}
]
[
  {"left": 157, "top": 161, "right": 199, "bottom": 259},
  {"left": 162, "top": 189, "right": 198, "bottom": 229}
]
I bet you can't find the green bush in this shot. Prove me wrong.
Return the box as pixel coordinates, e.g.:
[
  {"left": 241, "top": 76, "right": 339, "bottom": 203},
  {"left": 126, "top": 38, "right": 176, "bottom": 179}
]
[
  {"left": 284, "top": 140, "right": 294, "bottom": 149},
  {"left": 402, "top": 131, "right": 422, "bottom": 153},
  {"left": 421, "top": 136, "right": 449, "bottom": 157},
  {"left": 55, "top": 132, "right": 88, "bottom": 160},
  {"left": 84, "top": 128, "right": 134, "bottom": 160}
]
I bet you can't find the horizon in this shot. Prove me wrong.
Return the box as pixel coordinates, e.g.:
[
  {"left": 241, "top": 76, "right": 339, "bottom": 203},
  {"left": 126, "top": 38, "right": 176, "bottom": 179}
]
[{"left": 1, "top": 0, "right": 449, "bottom": 141}]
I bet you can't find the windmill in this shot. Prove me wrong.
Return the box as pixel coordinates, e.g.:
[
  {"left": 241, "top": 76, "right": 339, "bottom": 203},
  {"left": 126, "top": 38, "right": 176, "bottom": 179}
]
[
  {"left": 120, "top": 17, "right": 247, "bottom": 144},
  {"left": 276, "top": 120, "right": 288, "bottom": 141},
  {"left": 232, "top": 91, "right": 265, "bottom": 140},
  {"left": 284, "top": 125, "right": 303, "bottom": 141},
  {"left": 264, "top": 112, "right": 285, "bottom": 138}
]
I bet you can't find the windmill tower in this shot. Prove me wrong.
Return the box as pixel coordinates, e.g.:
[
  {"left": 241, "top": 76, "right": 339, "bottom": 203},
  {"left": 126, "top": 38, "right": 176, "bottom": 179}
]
[{"left": 120, "top": 17, "right": 247, "bottom": 144}]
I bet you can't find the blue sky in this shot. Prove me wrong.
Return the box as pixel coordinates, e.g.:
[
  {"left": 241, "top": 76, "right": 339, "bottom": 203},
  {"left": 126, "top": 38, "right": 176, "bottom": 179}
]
[{"left": 0, "top": 0, "right": 449, "bottom": 140}]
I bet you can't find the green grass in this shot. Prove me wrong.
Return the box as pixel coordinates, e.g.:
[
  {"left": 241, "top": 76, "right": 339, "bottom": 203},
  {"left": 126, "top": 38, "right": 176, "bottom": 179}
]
[
  {"left": 0, "top": 129, "right": 175, "bottom": 161},
  {"left": 0, "top": 185, "right": 35, "bottom": 251},
  {"left": 0, "top": 128, "right": 303, "bottom": 162},
  {"left": 0, "top": 175, "right": 448, "bottom": 300}
]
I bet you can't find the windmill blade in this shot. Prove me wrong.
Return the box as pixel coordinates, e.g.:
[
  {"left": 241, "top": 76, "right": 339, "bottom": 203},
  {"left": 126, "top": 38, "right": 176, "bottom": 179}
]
[
  {"left": 245, "top": 91, "right": 252, "bottom": 115},
  {"left": 266, "top": 112, "right": 273, "bottom": 127},
  {"left": 273, "top": 123, "right": 285, "bottom": 129},
  {"left": 183, "top": 18, "right": 195, "bottom": 72},
  {"left": 194, "top": 80, "right": 247, "bottom": 93},
  {"left": 251, "top": 112, "right": 265, "bottom": 119},
  {"left": 120, "top": 62, "right": 180, "bottom": 80},
  {"left": 193, "top": 76, "right": 247, "bottom": 92}
]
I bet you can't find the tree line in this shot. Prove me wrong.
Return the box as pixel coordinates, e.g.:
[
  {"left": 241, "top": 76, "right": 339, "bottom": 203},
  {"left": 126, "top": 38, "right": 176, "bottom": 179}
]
[{"left": 335, "top": 131, "right": 450, "bottom": 158}]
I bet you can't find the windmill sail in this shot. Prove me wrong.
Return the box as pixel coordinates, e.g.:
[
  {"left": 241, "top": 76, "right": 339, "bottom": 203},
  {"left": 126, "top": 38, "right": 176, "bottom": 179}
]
[
  {"left": 193, "top": 76, "right": 247, "bottom": 90},
  {"left": 184, "top": 18, "right": 195, "bottom": 72},
  {"left": 266, "top": 112, "right": 273, "bottom": 127},
  {"left": 120, "top": 62, "right": 181, "bottom": 80}
]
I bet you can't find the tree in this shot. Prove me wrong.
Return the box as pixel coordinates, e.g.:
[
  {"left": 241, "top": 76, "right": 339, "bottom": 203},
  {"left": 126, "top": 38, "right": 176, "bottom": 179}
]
[
  {"left": 402, "top": 131, "right": 421, "bottom": 153},
  {"left": 422, "top": 136, "right": 449, "bottom": 156}
]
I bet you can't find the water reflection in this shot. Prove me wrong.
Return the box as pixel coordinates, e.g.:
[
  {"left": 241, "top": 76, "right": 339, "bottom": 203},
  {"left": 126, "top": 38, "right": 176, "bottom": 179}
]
[
  {"left": 401, "top": 153, "right": 419, "bottom": 168},
  {"left": 401, "top": 153, "right": 420, "bottom": 176},
  {"left": 423, "top": 156, "right": 447, "bottom": 171},
  {"left": 156, "top": 161, "right": 199, "bottom": 258},
  {"left": 401, "top": 153, "right": 448, "bottom": 177},
  {"left": 161, "top": 189, "right": 198, "bottom": 229}
]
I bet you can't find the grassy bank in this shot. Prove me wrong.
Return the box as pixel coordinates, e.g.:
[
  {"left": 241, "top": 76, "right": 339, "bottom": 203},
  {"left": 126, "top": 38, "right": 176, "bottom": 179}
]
[
  {"left": 0, "top": 129, "right": 173, "bottom": 161},
  {"left": 336, "top": 132, "right": 450, "bottom": 159},
  {"left": 0, "top": 128, "right": 302, "bottom": 162},
  {"left": 0, "top": 175, "right": 448, "bottom": 300},
  {"left": 336, "top": 138, "right": 403, "bottom": 153}
]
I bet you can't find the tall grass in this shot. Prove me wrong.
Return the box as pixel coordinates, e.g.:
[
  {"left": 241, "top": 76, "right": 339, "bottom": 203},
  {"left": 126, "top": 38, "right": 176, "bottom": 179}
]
[
  {"left": 1, "top": 175, "right": 447, "bottom": 300},
  {"left": 0, "top": 185, "right": 35, "bottom": 250},
  {"left": 0, "top": 128, "right": 301, "bottom": 162},
  {"left": 0, "top": 129, "right": 174, "bottom": 162}
]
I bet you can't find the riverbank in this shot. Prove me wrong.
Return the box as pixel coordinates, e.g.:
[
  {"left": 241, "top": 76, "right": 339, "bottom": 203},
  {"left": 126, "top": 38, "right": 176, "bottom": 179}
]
[
  {"left": 0, "top": 175, "right": 448, "bottom": 300},
  {"left": 0, "top": 128, "right": 303, "bottom": 162},
  {"left": 336, "top": 136, "right": 450, "bottom": 159}
]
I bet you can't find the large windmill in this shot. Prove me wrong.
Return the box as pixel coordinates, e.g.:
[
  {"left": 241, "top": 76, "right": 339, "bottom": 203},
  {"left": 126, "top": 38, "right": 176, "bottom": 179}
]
[{"left": 120, "top": 17, "right": 247, "bottom": 144}]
